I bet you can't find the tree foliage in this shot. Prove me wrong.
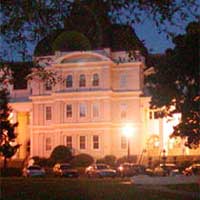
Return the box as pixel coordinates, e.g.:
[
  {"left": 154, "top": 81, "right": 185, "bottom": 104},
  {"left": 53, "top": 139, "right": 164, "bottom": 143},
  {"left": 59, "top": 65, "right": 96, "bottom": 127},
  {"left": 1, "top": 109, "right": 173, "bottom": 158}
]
[
  {"left": 52, "top": 31, "right": 91, "bottom": 51},
  {"left": 0, "top": 65, "right": 20, "bottom": 170},
  {"left": 50, "top": 145, "right": 73, "bottom": 163},
  {"left": 1, "top": 0, "right": 199, "bottom": 59},
  {"left": 146, "top": 21, "right": 200, "bottom": 148}
]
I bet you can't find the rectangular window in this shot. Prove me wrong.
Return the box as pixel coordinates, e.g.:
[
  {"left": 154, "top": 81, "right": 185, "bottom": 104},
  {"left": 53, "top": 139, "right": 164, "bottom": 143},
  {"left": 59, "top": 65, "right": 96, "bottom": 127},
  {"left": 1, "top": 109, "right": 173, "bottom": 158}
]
[
  {"left": 149, "top": 111, "right": 153, "bottom": 119},
  {"left": 45, "top": 137, "right": 52, "bottom": 151},
  {"left": 92, "top": 103, "right": 99, "bottom": 118},
  {"left": 45, "top": 82, "right": 52, "bottom": 91},
  {"left": 120, "top": 74, "right": 127, "bottom": 88},
  {"left": 80, "top": 104, "right": 86, "bottom": 117},
  {"left": 120, "top": 103, "right": 127, "bottom": 119},
  {"left": 93, "top": 135, "right": 99, "bottom": 149},
  {"left": 66, "top": 104, "right": 72, "bottom": 118},
  {"left": 66, "top": 136, "right": 72, "bottom": 148},
  {"left": 80, "top": 136, "right": 86, "bottom": 149},
  {"left": 46, "top": 106, "right": 52, "bottom": 120},
  {"left": 121, "top": 136, "right": 127, "bottom": 149}
]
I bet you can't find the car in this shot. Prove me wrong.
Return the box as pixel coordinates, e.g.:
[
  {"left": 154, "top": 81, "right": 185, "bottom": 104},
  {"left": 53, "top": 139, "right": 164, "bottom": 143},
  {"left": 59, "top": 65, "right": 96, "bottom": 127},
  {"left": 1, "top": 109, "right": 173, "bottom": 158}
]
[
  {"left": 154, "top": 163, "right": 179, "bottom": 176},
  {"left": 53, "top": 163, "right": 79, "bottom": 177},
  {"left": 22, "top": 165, "right": 46, "bottom": 177},
  {"left": 117, "top": 163, "right": 147, "bottom": 177},
  {"left": 183, "top": 163, "right": 200, "bottom": 176},
  {"left": 85, "top": 163, "right": 117, "bottom": 178}
]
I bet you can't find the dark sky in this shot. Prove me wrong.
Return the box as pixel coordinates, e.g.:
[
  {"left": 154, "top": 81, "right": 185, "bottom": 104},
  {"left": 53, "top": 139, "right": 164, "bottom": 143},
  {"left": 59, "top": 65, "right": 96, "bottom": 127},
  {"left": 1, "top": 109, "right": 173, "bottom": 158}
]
[
  {"left": 134, "top": 17, "right": 196, "bottom": 54},
  {"left": 0, "top": 14, "right": 197, "bottom": 61}
]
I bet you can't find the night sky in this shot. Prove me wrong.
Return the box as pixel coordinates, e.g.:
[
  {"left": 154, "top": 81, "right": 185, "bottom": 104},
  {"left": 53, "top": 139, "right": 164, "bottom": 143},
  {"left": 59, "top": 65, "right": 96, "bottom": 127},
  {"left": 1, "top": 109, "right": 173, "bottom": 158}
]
[{"left": 0, "top": 14, "right": 197, "bottom": 61}]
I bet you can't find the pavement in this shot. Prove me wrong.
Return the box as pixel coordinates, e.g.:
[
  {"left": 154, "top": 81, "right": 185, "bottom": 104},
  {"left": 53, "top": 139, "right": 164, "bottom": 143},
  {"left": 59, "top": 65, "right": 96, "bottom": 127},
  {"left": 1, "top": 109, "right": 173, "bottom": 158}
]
[
  {"left": 129, "top": 175, "right": 200, "bottom": 199},
  {"left": 130, "top": 174, "right": 200, "bottom": 185}
]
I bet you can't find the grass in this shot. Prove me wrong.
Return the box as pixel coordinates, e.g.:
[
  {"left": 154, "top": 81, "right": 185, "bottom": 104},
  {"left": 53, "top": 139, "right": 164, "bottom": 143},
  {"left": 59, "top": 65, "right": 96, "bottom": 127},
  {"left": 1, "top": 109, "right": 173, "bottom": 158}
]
[
  {"left": 167, "top": 183, "right": 200, "bottom": 193},
  {"left": 1, "top": 177, "right": 199, "bottom": 200}
]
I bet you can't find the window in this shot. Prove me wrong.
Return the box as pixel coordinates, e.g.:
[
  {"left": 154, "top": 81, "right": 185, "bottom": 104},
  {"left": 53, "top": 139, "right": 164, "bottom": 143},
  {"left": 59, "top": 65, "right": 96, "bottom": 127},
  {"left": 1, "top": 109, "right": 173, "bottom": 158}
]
[
  {"left": 93, "top": 135, "right": 99, "bottom": 149},
  {"left": 80, "top": 104, "right": 86, "bottom": 117},
  {"left": 149, "top": 111, "right": 153, "bottom": 119},
  {"left": 46, "top": 106, "right": 52, "bottom": 120},
  {"left": 120, "top": 74, "right": 127, "bottom": 87},
  {"left": 45, "top": 137, "right": 52, "bottom": 151},
  {"left": 66, "top": 75, "right": 73, "bottom": 88},
  {"left": 79, "top": 74, "right": 86, "bottom": 87},
  {"left": 45, "top": 82, "right": 52, "bottom": 91},
  {"left": 121, "top": 136, "right": 127, "bottom": 149},
  {"left": 66, "top": 136, "right": 72, "bottom": 148},
  {"left": 66, "top": 104, "right": 72, "bottom": 118},
  {"left": 120, "top": 103, "right": 127, "bottom": 119},
  {"left": 92, "top": 103, "right": 99, "bottom": 118},
  {"left": 92, "top": 73, "right": 99, "bottom": 86},
  {"left": 80, "top": 136, "right": 86, "bottom": 149}
]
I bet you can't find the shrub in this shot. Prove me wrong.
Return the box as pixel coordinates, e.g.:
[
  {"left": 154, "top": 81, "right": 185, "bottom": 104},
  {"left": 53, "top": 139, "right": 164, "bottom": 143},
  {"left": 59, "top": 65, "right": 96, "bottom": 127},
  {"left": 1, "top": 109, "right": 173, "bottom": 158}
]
[
  {"left": 70, "top": 153, "right": 94, "bottom": 167},
  {"left": 116, "top": 155, "right": 137, "bottom": 165},
  {"left": 1, "top": 167, "right": 22, "bottom": 177},
  {"left": 96, "top": 155, "right": 117, "bottom": 167},
  {"left": 50, "top": 145, "right": 73, "bottom": 164}
]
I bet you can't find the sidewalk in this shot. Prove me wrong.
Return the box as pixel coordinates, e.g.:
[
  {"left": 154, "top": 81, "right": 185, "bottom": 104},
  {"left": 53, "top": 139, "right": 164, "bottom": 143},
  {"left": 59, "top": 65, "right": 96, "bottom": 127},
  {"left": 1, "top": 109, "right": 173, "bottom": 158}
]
[{"left": 131, "top": 174, "right": 200, "bottom": 185}]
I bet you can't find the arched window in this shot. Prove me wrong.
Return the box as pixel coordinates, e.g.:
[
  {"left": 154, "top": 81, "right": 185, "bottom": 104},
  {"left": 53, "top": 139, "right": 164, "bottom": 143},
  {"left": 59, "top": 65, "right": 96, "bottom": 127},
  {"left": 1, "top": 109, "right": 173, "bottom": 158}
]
[
  {"left": 66, "top": 75, "right": 73, "bottom": 88},
  {"left": 92, "top": 73, "right": 99, "bottom": 86},
  {"left": 79, "top": 74, "right": 86, "bottom": 87}
]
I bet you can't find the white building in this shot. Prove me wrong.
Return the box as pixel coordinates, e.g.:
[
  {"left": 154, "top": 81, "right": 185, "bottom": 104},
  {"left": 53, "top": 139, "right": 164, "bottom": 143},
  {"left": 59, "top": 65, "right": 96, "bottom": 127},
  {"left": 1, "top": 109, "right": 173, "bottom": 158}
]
[{"left": 7, "top": 48, "right": 199, "bottom": 159}]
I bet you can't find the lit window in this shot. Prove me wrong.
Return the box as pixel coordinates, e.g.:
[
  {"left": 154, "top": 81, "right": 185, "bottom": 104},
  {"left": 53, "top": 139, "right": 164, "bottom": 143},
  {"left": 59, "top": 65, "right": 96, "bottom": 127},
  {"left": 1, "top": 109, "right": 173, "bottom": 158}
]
[
  {"left": 66, "top": 104, "right": 72, "bottom": 118},
  {"left": 120, "top": 104, "right": 127, "bottom": 119},
  {"left": 149, "top": 111, "right": 153, "bottom": 119},
  {"left": 92, "top": 103, "right": 99, "bottom": 118},
  {"left": 66, "top": 75, "right": 73, "bottom": 88},
  {"left": 45, "top": 137, "right": 52, "bottom": 151},
  {"left": 66, "top": 136, "right": 72, "bottom": 148},
  {"left": 46, "top": 106, "right": 52, "bottom": 120},
  {"left": 93, "top": 135, "right": 99, "bottom": 149},
  {"left": 80, "top": 104, "right": 86, "bottom": 117},
  {"left": 120, "top": 74, "right": 127, "bottom": 88},
  {"left": 121, "top": 136, "right": 127, "bottom": 149},
  {"left": 79, "top": 74, "right": 86, "bottom": 87},
  {"left": 92, "top": 73, "right": 99, "bottom": 86},
  {"left": 45, "top": 82, "right": 52, "bottom": 91},
  {"left": 80, "top": 136, "right": 86, "bottom": 149}
]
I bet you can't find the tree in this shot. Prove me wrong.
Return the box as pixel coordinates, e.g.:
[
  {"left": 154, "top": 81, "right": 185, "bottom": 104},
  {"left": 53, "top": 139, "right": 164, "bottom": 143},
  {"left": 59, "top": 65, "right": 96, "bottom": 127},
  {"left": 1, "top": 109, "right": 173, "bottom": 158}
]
[
  {"left": 50, "top": 145, "right": 73, "bottom": 164},
  {"left": 0, "top": 65, "right": 20, "bottom": 173},
  {"left": 146, "top": 21, "right": 200, "bottom": 148},
  {"left": 1, "top": 0, "right": 199, "bottom": 59}
]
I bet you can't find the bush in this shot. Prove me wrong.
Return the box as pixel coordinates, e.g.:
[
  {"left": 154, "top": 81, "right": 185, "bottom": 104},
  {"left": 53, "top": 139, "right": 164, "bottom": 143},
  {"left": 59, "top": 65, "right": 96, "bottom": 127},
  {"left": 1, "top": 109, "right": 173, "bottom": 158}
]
[
  {"left": 116, "top": 155, "right": 137, "bottom": 165},
  {"left": 50, "top": 145, "right": 73, "bottom": 164},
  {"left": 96, "top": 155, "right": 117, "bottom": 167},
  {"left": 70, "top": 153, "right": 94, "bottom": 167},
  {"left": 1, "top": 167, "right": 22, "bottom": 177}
]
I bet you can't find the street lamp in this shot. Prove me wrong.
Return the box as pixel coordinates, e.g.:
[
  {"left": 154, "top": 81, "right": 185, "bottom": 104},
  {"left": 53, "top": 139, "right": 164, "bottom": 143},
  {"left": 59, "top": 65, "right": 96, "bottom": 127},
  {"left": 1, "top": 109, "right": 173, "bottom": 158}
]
[{"left": 122, "top": 124, "right": 134, "bottom": 162}]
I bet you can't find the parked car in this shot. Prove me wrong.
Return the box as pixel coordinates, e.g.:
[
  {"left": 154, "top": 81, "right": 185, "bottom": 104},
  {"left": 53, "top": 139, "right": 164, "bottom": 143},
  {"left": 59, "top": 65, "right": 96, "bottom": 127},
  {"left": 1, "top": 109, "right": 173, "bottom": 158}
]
[
  {"left": 117, "top": 163, "right": 146, "bottom": 177},
  {"left": 183, "top": 163, "right": 200, "bottom": 176},
  {"left": 53, "top": 163, "right": 79, "bottom": 177},
  {"left": 85, "top": 163, "right": 117, "bottom": 178},
  {"left": 154, "top": 163, "right": 179, "bottom": 176},
  {"left": 22, "top": 165, "right": 46, "bottom": 177}
]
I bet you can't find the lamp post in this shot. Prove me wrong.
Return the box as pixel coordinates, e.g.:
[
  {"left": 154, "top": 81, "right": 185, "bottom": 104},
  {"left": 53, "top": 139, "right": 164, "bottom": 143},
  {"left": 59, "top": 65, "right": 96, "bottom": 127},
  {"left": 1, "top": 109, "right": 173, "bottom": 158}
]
[{"left": 122, "top": 124, "right": 134, "bottom": 162}]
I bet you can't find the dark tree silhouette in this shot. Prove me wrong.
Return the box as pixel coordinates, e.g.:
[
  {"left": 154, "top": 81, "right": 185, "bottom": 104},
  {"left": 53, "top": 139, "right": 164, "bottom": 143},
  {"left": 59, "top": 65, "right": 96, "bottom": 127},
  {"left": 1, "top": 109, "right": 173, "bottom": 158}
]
[
  {"left": 0, "top": 65, "right": 20, "bottom": 173},
  {"left": 146, "top": 21, "right": 200, "bottom": 148}
]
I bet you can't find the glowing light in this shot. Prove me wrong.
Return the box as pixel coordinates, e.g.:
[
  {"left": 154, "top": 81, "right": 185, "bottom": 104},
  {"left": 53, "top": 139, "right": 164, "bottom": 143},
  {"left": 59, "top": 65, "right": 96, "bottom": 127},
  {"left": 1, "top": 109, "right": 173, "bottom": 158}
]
[{"left": 122, "top": 124, "right": 134, "bottom": 138}]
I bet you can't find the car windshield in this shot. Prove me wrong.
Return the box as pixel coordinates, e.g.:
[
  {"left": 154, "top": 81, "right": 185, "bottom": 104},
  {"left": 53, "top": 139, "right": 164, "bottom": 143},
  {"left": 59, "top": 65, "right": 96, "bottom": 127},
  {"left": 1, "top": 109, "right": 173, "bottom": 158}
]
[
  {"left": 97, "top": 165, "right": 109, "bottom": 170},
  {"left": 28, "top": 166, "right": 41, "bottom": 170},
  {"left": 60, "top": 165, "right": 71, "bottom": 169},
  {"left": 160, "top": 164, "right": 176, "bottom": 169}
]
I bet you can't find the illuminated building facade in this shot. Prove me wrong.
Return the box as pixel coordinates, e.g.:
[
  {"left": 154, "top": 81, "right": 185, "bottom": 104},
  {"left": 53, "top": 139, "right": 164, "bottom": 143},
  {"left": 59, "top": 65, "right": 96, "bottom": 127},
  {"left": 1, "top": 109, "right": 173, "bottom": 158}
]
[{"left": 6, "top": 49, "right": 200, "bottom": 159}]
